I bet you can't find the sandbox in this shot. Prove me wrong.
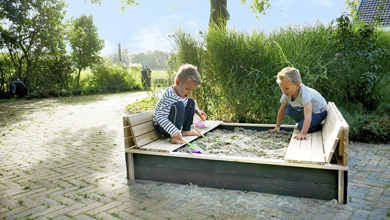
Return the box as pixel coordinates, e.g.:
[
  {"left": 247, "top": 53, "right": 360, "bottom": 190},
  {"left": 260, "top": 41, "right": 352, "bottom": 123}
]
[{"left": 123, "top": 102, "right": 349, "bottom": 203}]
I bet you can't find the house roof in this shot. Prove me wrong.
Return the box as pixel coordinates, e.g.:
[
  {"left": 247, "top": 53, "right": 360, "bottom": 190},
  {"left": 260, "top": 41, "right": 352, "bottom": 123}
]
[{"left": 357, "top": 0, "right": 390, "bottom": 27}]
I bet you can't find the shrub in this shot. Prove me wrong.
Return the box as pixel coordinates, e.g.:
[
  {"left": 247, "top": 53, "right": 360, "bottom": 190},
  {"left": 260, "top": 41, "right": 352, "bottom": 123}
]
[
  {"left": 90, "top": 60, "right": 142, "bottom": 92},
  {"left": 331, "top": 14, "right": 390, "bottom": 110}
]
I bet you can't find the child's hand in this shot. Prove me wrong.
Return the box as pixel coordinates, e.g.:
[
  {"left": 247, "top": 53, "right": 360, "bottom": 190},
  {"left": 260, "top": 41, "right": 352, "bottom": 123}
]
[
  {"left": 267, "top": 127, "right": 280, "bottom": 133},
  {"left": 294, "top": 133, "right": 307, "bottom": 140},
  {"left": 170, "top": 131, "right": 183, "bottom": 144},
  {"left": 197, "top": 110, "right": 207, "bottom": 121}
]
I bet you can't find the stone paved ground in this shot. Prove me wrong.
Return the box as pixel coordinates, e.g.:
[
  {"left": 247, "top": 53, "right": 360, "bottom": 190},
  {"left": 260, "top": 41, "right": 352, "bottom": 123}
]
[{"left": 0, "top": 91, "right": 389, "bottom": 220}]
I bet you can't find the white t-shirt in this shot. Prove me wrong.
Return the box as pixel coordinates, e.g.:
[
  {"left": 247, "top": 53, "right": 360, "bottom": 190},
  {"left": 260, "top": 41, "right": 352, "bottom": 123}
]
[{"left": 280, "top": 83, "right": 327, "bottom": 114}]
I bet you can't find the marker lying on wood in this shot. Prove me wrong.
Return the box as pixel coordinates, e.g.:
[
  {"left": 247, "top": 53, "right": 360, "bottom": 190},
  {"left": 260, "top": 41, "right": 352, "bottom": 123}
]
[
  {"left": 187, "top": 151, "right": 201, "bottom": 154},
  {"left": 181, "top": 139, "right": 204, "bottom": 153},
  {"left": 195, "top": 128, "right": 205, "bottom": 138}
]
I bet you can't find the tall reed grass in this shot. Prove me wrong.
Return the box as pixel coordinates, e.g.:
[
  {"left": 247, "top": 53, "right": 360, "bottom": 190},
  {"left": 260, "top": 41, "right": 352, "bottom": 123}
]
[
  {"left": 171, "top": 19, "right": 390, "bottom": 124},
  {"left": 172, "top": 22, "right": 341, "bottom": 123}
]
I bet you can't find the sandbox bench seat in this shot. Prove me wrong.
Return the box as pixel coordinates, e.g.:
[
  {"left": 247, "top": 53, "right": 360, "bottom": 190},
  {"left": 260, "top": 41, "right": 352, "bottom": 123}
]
[{"left": 123, "top": 102, "right": 349, "bottom": 203}]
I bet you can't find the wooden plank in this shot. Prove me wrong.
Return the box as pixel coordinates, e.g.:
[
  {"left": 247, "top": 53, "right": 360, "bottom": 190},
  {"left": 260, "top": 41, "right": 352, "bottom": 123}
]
[
  {"left": 123, "top": 126, "right": 132, "bottom": 138},
  {"left": 135, "top": 130, "right": 160, "bottom": 148},
  {"left": 284, "top": 129, "right": 301, "bottom": 163},
  {"left": 135, "top": 166, "right": 338, "bottom": 200},
  {"left": 139, "top": 120, "right": 223, "bottom": 153},
  {"left": 323, "top": 103, "right": 343, "bottom": 163},
  {"left": 133, "top": 154, "right": 339, "bottom": 200},
  {"left": 134, "top": 154, "right": 339, "bottom": 184},
  {"left": 127, "top": 110, "right": 155, "bottom": 126},
  {"left": 126, "top": 149, "right": 348, "bottom": 170},
  {"left": 131, "top": 121, "right": 155, "bottom": 137},
  {"left": 338, "top": 170, "right": 345, "bottom": 204},
  {"left": 123, "top": 116, "right": 129, "bottom": 127},
  {"left": 124, "top": 136, "right": 135, "bottom": 149},
  {"left": 311, "top": 131, "right": 325, "bottom": 165},
  {"left": 125, "top": 152, "right": 135, "bottom": 180},
  {"left": 331, "top": 102, "right": 349, "bottom": 166},
  {"left": 296, "top": 133, "right": 312, "bottom": 164}
]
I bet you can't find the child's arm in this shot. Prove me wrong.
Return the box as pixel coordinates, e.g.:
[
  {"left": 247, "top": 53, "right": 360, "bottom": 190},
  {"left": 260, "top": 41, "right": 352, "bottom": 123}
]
[
  {"left": 268, "top": 104, "right": 286, "bottom": 133},
  {"left": 294, "top": 101, "right": 312, "bottom": 140}
]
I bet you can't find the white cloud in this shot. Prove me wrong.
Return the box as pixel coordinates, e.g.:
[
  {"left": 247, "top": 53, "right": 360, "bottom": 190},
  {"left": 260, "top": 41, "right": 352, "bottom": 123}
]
[
  {"left": 100, "top": 39, "right": 116, "bottom": 56},
  {"left": 127, "top": 14, "right": 204, "bottom": 54},
  {"left": 127, "top": 25, "right": 170, "bottom": 53}
]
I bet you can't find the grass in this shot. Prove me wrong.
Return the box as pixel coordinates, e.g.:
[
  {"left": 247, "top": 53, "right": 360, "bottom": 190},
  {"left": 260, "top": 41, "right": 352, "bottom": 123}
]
[{"left": 125, "top": 96, "right": 158, "bottom": 114}]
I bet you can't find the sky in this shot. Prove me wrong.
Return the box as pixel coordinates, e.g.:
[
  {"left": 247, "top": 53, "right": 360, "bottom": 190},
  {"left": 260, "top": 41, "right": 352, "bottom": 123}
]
[{"left": 64, "top": 0, "right": 349, "bottom": 56}]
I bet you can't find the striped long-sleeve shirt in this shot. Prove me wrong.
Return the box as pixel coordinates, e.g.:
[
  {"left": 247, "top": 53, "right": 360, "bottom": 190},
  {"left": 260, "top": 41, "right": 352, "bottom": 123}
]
[{"left": 153, "top": 86, "right": 188, "bottom": 137}]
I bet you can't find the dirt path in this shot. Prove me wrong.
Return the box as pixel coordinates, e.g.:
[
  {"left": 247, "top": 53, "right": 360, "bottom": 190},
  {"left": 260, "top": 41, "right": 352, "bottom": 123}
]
[{"left": 0, "top": 92, "right": 389, "bottom": 219}]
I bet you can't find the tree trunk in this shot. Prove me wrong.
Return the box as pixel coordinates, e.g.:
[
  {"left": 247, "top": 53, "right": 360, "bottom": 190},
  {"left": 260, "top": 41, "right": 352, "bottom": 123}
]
[
  {"left": 77, "top": 68, "right": 81, "bottom": 87},
  {"left": 209, "top": 0, "right": 229, "bottom": 29}
]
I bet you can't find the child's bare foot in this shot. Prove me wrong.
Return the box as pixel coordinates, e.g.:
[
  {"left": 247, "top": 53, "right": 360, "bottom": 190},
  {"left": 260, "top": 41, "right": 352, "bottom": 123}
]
[
  {"left": 182, "top": 130, "right": 200, "bottom": 137},
  {"left": 169, "top": 137, "right": 182, "bottom": 144}
]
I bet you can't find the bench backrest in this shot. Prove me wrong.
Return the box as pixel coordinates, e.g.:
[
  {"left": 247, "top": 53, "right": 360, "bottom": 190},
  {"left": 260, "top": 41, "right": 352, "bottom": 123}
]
[
  {"left": 123, "top": 110, "right": 159, "bottom": 149},
  {"left": 322, "top": 102, "right": 349, "bottom": 165}
]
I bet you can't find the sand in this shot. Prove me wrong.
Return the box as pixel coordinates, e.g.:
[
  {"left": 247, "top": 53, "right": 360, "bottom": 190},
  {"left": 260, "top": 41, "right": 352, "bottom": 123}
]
[{"left": 175, "top": 127, "right": 293, "bottom": 160}]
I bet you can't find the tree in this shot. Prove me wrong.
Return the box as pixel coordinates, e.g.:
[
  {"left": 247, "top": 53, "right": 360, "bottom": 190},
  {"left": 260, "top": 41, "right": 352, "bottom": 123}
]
[
  {"left": 343, "top": 0, "right": 360, "bottom": 16},
  {"left": 68, "top": 14, "right": 104, "bottom": 87},
  {"left": 0, "top": 0, "right": 68, "bottom": 88}
]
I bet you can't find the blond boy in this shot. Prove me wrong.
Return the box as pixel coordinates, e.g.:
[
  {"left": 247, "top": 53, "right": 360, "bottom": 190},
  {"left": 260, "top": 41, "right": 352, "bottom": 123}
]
[
  {"left": 268, "top": 67, "right": 328, "bottom": 140},
  {"left": 153, "top": 64, "right": 207, "bottom": 144}
]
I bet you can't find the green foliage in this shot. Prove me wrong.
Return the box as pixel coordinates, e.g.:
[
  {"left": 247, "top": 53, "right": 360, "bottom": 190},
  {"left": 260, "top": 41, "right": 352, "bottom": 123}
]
[
  {"left": 68, "top": 14, "right": 104, "bottom": 87},
  {"left": 90, "top": 60, "right": 142, "bottom": 93},
  {"left": 341, "top": 107, "right": 390, "bottom": 144},
  {"left": 169, "top": 18, "right": 390, "bottom": 143},
  {"left": 331, "top": 13, "right": 390, "bottom": 110},
  {"left": 0, "top": 0, "right": 69, "bottom": 93},
  {"left": 172, "top": 22, "right": 336, "bottom": 124},
  {"left": 125, "top": 95, "right": 158, "bottom": 114}
]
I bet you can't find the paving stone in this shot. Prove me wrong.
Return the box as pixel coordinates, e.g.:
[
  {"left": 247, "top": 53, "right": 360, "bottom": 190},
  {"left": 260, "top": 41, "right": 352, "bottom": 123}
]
[
  {"left": 95, "top": 211, "right": 122, "bottom": 220},
  {"left": 351, "top": 187, "right": 369, "bottom": 199},
  {"left": 356, "top": 160, "right": 368, "bottom": 167},
  {"left": 132, "top": 209, "right": 163, "bottom": 220},
  {"left": 6, "top": 205, "right": 47, "bottom": 219},
  {"left": 330, "top": 210, "right": 353, "bottom": 219},
  {"left": 367, "top": 207, "right": 388, "bottom": 220},
  {"left": 0, "top": 198, "right": 22, "bottom": 209},
  {"left": 52, "top": 215, "right": 74, "bottom": 220},
  {"left": 162, "top": 198, "right": 192, "bottom": 210},
  {"left": 153, "top": 209, "right": 188, "bottom": 220},
  {"left": 383, "top": 188, "right": 390, "bottom": 197},
  {"left": 353, "top": 172, "right": 369, "bottom": 181},
  {"left": 34, "top": 216, "right": 50, "bottom": 220},
  {"left": 367, "top": 187, "right": 384, "bottom": 198},
  {"left": 366, "top": 172, "right": 382, "bottom": 181},
  {"left": 29, "top": 205, "right": 67, "bottom": 219},
  {"left": 348, "top": 200, "right": 374, "bottom": 211},
  {"left": 73, "top": 213, "right": 97, "bottom": 220},
  {"left": 350, "top": 209, "right": 370, "bottom": 220},
  {"left": 175, "top": 207, "right": 208, "bottom": 220},
  {"left": 36, "top": 196, "right": 60, "bottom": 207}
]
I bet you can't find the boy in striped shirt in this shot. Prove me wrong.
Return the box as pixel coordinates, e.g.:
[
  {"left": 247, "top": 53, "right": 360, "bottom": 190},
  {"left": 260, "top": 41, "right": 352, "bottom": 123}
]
[{"left": 153, "top": 64, "right": 207, "bottom": 144}]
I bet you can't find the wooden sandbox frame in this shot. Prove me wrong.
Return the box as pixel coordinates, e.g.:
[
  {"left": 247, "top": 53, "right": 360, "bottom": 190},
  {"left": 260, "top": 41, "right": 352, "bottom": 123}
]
[{"left": 123, "top": 102, "right": 349, "bottom": 203}]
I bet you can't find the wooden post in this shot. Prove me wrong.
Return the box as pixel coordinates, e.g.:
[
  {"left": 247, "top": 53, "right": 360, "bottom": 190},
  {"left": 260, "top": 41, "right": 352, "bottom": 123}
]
[
  {"left": 118, "top": 43, "right": 122, "bottom": 64},
  {"left": 338, "top": 170, "right": 345, "bottom": 204},
  {"left": 126, "top": 152, "right": 135, "bottom": 180}
]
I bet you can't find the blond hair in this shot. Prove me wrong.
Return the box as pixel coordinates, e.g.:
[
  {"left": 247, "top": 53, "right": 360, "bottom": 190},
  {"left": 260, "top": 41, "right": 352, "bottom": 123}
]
[
  {"left": 175, "top": 64, "right": 202, "bottom": 85},
  {"left": 276, "top": 67, "right": 302, "bottom": 84}
]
